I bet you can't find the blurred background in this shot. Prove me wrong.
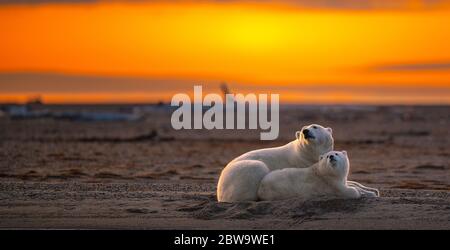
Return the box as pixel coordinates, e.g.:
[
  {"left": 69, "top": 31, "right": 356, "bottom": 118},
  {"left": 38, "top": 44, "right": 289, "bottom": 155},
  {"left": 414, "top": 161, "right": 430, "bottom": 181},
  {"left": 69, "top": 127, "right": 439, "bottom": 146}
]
[{"left": 0, "top": 0, "right": 449, "bottom": 105}]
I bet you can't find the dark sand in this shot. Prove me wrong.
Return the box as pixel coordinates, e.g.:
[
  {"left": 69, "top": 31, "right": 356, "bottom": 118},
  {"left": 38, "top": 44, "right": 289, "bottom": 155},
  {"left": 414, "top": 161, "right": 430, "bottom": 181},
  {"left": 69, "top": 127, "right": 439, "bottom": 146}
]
[{"left": 0, "top": 105, "right": 449, "bottom": 229}]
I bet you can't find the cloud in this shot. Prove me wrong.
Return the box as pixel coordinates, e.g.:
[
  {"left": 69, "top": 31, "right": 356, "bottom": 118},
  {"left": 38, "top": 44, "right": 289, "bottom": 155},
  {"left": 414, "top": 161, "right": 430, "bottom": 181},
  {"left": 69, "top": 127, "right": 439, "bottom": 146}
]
[
  {"left": 0, "top": 0, "right": 449, "bottom": 11},
  {"left": 373, "top": 62, "right": 450, "bottom": 72},
  {"left": 0, "top": 72, "right": 222, "bottom": 93},
  {"left": 0, "top": 72, "right": 185, "bottom": 93},
  {"left": 0, "top": 0, "right": 97, "bottom": 4},
  {"left": 1, "top": 72, "right": 449, "bottom": 96},
  {"left": 284, "top": 0, "right": 450, "bottom": 10}
]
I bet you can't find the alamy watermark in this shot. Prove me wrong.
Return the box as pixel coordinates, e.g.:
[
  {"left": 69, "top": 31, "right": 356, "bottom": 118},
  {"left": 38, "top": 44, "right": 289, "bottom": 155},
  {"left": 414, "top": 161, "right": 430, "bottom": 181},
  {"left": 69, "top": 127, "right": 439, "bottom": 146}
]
[{"left": 171, "top": 85, "right": 279, "bottom": 140}]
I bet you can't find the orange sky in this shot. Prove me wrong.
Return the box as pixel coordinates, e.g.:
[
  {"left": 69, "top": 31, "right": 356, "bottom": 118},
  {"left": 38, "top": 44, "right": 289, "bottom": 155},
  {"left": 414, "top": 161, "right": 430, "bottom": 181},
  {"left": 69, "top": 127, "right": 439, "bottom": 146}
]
[{"left": 0, "top": 1, "right": 450, "bottom": 104}]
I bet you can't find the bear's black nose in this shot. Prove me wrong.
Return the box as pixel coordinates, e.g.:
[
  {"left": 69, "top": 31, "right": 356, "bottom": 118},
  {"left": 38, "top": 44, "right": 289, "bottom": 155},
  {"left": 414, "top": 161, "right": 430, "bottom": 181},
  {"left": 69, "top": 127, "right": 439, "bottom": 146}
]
[
  {"left": 303, "top": 129, "right": 310, "bottom": 135},
  {"left": 329, "top": 155, "right": 335, "bottom": 160}
]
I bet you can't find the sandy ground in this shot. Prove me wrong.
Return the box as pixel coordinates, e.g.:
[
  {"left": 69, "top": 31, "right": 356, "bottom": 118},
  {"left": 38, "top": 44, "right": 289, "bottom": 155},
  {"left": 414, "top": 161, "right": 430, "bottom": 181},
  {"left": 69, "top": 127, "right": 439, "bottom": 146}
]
[{"left": 0, "top": 105, "right": 449, "bottom": 229}]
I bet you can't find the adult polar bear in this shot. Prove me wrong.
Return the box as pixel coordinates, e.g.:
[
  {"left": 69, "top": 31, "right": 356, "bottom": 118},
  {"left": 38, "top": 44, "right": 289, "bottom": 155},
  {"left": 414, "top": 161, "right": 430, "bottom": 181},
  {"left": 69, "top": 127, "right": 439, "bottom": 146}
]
[
  {"left": 217, "top": 124, "right": 334, "bottom": 202},
  {"left": 257, "top": 151, "right": 379, "bottom": 201}
]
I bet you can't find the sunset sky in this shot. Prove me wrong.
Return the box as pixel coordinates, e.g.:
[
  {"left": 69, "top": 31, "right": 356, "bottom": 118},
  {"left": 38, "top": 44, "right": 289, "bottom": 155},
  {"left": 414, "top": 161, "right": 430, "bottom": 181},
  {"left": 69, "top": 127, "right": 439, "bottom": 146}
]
[{"left": 1, "top": 0, "right": 450, "bottom": 104}]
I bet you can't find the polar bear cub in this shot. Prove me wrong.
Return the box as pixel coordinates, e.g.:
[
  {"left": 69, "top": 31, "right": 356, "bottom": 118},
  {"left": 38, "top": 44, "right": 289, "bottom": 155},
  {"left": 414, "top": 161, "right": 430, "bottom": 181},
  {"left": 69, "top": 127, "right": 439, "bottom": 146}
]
[
  {"left": 257, "top": 151, "right": 379, "bottom": 201},
  {"left": 217, "top": 124, "right": 334, "bottom": 202}
]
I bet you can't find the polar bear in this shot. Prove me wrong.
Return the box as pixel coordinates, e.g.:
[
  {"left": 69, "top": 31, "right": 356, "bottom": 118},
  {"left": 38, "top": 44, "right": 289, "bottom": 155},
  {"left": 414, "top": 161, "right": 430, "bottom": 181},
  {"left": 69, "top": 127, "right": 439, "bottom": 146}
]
[
  {"left": 257, "top": 151, "right": 379, "bottom": 201},
  {"left": 217, "top": 124, "right": 334, "bottom": 202}
]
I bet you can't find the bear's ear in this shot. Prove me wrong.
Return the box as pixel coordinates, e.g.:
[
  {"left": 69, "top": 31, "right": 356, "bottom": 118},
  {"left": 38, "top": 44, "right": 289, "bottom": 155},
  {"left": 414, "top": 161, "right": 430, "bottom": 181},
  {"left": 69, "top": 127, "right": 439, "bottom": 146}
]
[
  {"left": 342, "top": 150, "right": 347, "bottom": 155},
  {"left": 327, "top": 127, "right": 333, "bottom": 134},
  {"left": 295, "top": 131, "right": 301, "bottom": 140}
]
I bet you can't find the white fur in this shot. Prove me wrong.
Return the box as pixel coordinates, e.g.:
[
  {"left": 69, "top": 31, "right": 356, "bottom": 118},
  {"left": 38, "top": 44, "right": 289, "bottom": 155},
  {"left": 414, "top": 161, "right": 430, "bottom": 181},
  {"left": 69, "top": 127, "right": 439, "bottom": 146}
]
[
  {"left": 257, "top": 151, "right": 379, "bottom": 201},
  {"left": 217, "top": 124, "right": 334, "bottom": 202}
]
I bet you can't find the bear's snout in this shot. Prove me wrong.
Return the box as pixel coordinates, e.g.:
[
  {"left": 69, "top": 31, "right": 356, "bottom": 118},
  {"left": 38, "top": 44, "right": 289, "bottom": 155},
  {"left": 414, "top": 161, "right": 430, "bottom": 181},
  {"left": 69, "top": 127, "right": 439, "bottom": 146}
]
[
  {"left": 328, "top": 155, "right": 337, "bottom": 163},
  {"left": 303, "top": 129, "right": 314, "bottom": 139}
]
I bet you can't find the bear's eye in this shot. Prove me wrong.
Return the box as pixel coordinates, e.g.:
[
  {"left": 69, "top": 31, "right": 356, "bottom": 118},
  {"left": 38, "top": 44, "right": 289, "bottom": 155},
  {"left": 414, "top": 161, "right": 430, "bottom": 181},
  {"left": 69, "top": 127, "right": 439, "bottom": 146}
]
[{"left": 312, "top": 126, "right": 317, "bottom": 129}]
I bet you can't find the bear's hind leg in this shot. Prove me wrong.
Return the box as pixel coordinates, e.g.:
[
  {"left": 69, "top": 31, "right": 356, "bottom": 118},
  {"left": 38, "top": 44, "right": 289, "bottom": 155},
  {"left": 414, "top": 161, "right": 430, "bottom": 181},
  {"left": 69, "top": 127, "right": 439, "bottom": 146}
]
[{"left": 217, "top": 160, "right": 270, "bottom": 202}]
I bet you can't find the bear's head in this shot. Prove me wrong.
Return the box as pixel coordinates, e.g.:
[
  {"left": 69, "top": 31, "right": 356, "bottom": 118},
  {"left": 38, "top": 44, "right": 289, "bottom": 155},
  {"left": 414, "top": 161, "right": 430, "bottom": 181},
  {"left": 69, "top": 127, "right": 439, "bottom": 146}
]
[
  {"left": 295, "top": 124, "right": 334, "bottom": 156},
  {"left": 317, "top": 150, "right": 349, "bottom": 179}
]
